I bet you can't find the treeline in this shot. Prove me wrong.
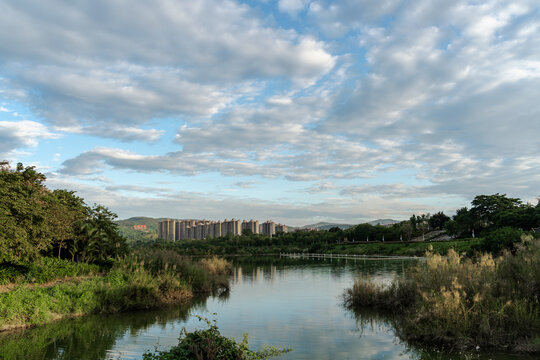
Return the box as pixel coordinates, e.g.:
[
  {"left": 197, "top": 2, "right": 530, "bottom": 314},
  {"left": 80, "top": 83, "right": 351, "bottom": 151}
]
[
  {"left": 0, "top": 161, "right": 127, "bottom": 265},
  {"left": 156, "top": 193, "right": 540, "bottom": 256},
  {"left": 1, "top": 161, "right": 234, "bottom": 331},
  {"left": 348, "top": 194, "right": 540, "bottom": 243}
]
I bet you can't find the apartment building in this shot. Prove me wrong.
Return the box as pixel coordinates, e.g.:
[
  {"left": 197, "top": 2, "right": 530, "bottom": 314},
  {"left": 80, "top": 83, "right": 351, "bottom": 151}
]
[{"left": 158, "top": 218, "right": 286, "bottom": 240}]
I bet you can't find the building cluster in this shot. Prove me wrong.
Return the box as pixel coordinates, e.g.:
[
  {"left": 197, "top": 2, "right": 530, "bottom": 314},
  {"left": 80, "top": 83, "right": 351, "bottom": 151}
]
[
  {"left": 132, "top": 224, "right": 147, "bottom": 230},
  {"left": 158, "top": 218, "right": 288, "bottom": 241}
]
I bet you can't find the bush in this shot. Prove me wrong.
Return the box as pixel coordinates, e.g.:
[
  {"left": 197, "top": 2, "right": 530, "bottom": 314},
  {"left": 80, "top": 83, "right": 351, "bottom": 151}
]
[
  {"left": 199, "top": 257, "right": 232, "bottom": 276},
  {"left": 343, "top": 236, "right": 540, "bottom": 352},
  {"left": 478, "top": 227, "right": 523, "bottom": 255},
  {"left": 143, "top": 316, "right": 291, "bottom": 360}
]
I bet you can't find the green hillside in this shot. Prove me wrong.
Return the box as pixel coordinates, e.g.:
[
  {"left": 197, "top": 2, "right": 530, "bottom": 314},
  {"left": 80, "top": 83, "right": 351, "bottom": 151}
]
[{"left": 115, "top": 217, "right": 167, "bottom": 243}]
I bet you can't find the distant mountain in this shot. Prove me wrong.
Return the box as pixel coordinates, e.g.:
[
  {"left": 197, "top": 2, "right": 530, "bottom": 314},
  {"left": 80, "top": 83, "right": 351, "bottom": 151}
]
[
  {"left": 300, "top": 219, "right": 400, "bottom": 231},
  {"left": 115, "top": 216, "right": 167, "bottom": 232},
  {"left": 366, "top": 219, "right": 400, "bottom": 226},
  {"left": 301, "top": 222, "right": 354, "bottom": 231}
]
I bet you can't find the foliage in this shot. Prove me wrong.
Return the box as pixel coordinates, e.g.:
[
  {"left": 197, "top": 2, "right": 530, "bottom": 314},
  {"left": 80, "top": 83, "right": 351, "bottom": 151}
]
[
  {"left": 0, "top": 262, "right": 192, "bottom": 331},
  {"left": 115, "top": 216, "right": 163, "bottom": 243},
  {"left": 343, "top": 236, "right": 540, "bottom": 352},
  {"left": 0, "top": 161, "right": 128, "bottom": 266},
  {"left": 0, "top": 257, "right": 99, "bottom": 285},
  {"left": 121, "top": 249, "right": 231, "bottom": 293},
  {"left": 470, "top": 193, "right": 522, "bottom": 226},
  {"left": 143, "top": 316, "right": 291, "bottom": 360},
  {"left": 0, "top": 161, "right": 50, "bottom": 264},
  {"left": 475, "top": 227, "right": 523, "bottom": 255},
  {"left": 199, "top": 257, "right": 232, "bottom": 276},
  {"left": 0, "top": 249, "right": 231, "bottom": 331},
  {"left": 428, "top": 211, "right": 451, "bottom": 230}
]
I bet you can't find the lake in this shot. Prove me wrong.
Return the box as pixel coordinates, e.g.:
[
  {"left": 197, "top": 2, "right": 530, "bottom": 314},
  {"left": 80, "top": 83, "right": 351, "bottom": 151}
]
[{"left": 0, "top": 256, "right": 531, "bottom": 359}]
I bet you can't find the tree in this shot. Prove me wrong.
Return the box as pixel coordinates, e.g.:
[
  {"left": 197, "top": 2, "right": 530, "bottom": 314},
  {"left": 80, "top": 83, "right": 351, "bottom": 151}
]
[
  {"left": 409, "top": 214, "right": 417, "bottom": 231},
  {"left": 470, "top": 193, "right": 521, "bottom": 228},
  {"left": 493, "top": 205, "right": 536, "bottom": 230},
  {"left": 400, "top": 222, "right": 413, "bottom": 241},
  {"left": 0, "top": 161, "right": 127, "bottom": 264},
  {"left": 429, "top": 211, "right": 450, "bottom": 230},
  {"left": 447, "top": 207, "right": 474, "bottom": 237},
  {"left": 44, "top": 190, "right": 88, "bottom": 259},
  {"left": 0, "top": 162, "right": 50, "bottom": 264}
]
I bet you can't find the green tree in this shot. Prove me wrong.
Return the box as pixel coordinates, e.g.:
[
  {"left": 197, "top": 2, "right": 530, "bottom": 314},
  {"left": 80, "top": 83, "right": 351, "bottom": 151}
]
[
  {"left": 470, "top": 193, "right": 521, "bottom": 229},
  {"left": 447, "top": 207, "right": 474, "bottom": 237},
  {"left": 429, "top": 211, "right": 450, "bottom": 230},
  {"left": 44, "top": 190, "right": 89, "bottom": 259},
  {"left": 0, "top": 161, "right": 50, "bottom": 264}
]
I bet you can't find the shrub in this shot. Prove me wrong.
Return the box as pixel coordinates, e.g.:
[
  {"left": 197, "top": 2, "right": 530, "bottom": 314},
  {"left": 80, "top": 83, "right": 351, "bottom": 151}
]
[
  {"left": 143, "top": 316, "right": 291, "bottom": 360},
  {"left": 199, "top": 257, "right": 232, "bottom": 276},
  {"left": 478, "top": 227, "right": 523, "bottom": 255},
  {"left": 343, "top": 236, "right": 540, "bottom": 352}
]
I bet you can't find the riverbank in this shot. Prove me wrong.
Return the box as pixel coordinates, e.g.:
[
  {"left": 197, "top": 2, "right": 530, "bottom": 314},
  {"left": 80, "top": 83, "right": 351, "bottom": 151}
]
[
  {"left": 0, "top": 250, "right": 231, "bottom": 332},
  {"left": 169, "top": 237, "right": 482, "bottom": 257},
  {"left": 343, "top": 235, "right": 540, "bottom": 353}
]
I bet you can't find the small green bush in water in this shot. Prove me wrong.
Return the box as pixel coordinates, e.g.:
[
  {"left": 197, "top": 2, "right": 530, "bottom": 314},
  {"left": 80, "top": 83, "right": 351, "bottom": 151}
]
[{"left": 143, "top": 316, "right": 291, "bottom": 360}]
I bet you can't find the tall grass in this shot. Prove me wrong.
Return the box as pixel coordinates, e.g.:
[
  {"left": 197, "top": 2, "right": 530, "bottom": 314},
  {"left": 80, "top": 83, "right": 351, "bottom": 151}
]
[
  {"left": 0, "top": 249, "right": 232, "bottom": 331},
  {"left": 0, "top": 264, "right": 192, "bottom": 331},
  {"left": 120, "top": 249, "right": 231, "bottom": 293},
  {"left": 343, "top": 235, "right": 540, "bottom": 353},
  {"left": 0, "top": 257, "right": 100, "bottom": 285}
]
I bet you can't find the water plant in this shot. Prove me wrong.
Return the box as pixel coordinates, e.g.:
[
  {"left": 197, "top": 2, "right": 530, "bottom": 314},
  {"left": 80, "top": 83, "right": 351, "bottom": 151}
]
[
  {"left": 343, "top": 235, "right": 540, "bottom": 353},
  {"left": 143, "top": 316, "right": 291, "bottom": 360}
]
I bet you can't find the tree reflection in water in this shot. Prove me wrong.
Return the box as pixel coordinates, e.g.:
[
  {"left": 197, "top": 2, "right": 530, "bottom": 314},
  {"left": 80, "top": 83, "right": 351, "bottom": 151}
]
[{"left": 0, "top": 299, "right": 206, "bottom": 360}]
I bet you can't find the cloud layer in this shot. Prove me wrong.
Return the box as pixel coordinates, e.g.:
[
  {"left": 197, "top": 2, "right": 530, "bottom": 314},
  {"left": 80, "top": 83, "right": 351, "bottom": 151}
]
[{"left": 2, "top": 0, "right": 540, "bottom": 222}]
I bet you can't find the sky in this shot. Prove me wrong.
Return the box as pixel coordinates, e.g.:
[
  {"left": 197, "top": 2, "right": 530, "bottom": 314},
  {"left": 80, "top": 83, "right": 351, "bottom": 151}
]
[{"left": 1, "top": 0, "right": 539, "bottom": 226}]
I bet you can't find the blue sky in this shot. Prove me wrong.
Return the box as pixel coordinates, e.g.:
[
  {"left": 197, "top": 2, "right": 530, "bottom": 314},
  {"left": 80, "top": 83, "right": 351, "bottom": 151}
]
[{"left": 1, "top": 0, "right": 539, "bottom": 226}]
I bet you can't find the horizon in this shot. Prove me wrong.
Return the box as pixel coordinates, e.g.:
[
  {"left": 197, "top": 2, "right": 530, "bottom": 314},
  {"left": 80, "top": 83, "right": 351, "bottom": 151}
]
[
  {"left": 117, "top": 216, "right": 401, "bottom": 228},
  {"left": 1, "top": 0, "right": 539, "bottom": 225}
]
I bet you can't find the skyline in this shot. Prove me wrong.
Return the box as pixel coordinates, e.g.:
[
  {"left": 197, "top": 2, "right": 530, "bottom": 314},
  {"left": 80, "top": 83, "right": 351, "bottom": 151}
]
[{"left": 1, "top": 0, "right": 539, "bottom": 226}]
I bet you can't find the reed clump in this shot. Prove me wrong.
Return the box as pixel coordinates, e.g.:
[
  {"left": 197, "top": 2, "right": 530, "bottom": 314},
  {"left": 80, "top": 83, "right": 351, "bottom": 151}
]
[
  {"left": 200, "top": 256, "right": 233, "bottom": 276},
  {"left": 343, "top": 235, "right": 540, "bottom": 353},
  {"left": 0, "top": 250, "right": 232, "bottom": 331}
]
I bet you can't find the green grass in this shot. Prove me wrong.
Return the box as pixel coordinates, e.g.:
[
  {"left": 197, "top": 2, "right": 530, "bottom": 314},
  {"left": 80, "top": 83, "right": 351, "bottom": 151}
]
[
  {"left": 0, "top": 250, "right": 232, "bottom": 331},
  {"left": 327, "top": 238, "right": 482, "bottom": 257},
  {"left": 0, "top": 257, "right": 100, "bottom": 285},
  {"left": 343, "top": 235, "right": 540, "bottom": 353},
  {"left": 0, "top": 268, "right": 191, "bottom": 331},
  {"left": 170, "top": 237, "right": 482, "bottom": 257}
]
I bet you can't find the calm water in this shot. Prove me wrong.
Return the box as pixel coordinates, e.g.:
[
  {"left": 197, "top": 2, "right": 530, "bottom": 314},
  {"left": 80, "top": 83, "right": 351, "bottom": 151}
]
[{"left": 0, "top": 256, "right": 532, "bottom": 360}]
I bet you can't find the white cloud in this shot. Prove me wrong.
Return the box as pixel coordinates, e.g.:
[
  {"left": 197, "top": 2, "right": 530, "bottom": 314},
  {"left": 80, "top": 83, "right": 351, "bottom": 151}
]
[
  {"left": 0, "top": 120, "right": 58, "bottom": 156},
  {"left": 0, "top": 0, "right": 335, "bottom": 141},
  {"left": 45, "top": 174, "right": 430, "bottom": 225},
  {"left": 278, "top": 0, "right": 309, "bottom": 16}
]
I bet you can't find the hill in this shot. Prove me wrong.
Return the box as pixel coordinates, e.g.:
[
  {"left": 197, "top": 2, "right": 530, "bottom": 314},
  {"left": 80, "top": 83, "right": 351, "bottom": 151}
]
[
  {"left": 301, "top": 222, "right": 354, "bottom": 231},
  {"left": 301, "top": 219, "right": 399, "bottom": 231},
  {"left": 115, "top": 217, "right": 167, "bottom": 243},
  {"left": 366, "top": 219, "right": 400, "bottom": 226}
]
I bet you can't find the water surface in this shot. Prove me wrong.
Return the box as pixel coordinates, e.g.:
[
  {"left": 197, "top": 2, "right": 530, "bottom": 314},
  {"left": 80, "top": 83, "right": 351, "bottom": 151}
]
[{"left": 0, "top": 256, "right": 531, "bottom": 359}]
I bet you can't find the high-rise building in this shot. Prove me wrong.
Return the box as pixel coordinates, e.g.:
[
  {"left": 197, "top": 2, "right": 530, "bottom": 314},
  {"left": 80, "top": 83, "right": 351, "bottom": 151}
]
[
  {"left": 242, "top": 219, "right": 259, "bottom": 234},
  {"left": 158, "top": 218, "right": 283, "bottom": 240},
  {"left": 261, "top": 220, "right": 275, "bottom": 236},
  {"left": 275, "top": 223, "right": 288, "bottom": 234}
]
